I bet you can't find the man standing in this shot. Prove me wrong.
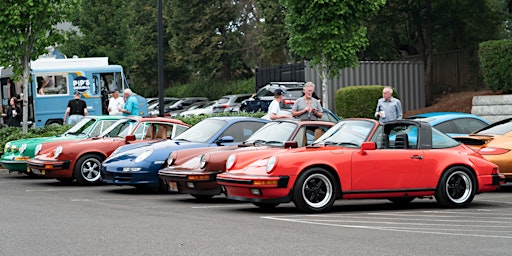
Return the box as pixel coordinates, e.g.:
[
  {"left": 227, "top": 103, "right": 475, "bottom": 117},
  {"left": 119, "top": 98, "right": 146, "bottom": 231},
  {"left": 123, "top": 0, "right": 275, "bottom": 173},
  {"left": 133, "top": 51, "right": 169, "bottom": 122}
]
[
  {"left": 374, "top": 86, "right": 403, "bottom": 123},
  {"left": 64, "top": 92, "right": 88, "bottom": 124},
  {"left": 266, "top": 89, "right": 290, "bottom": 120},
  {"left": 291, "top": 82, "right": 323, "bottom": 120},
  {"left": 119, "top": 88, "right": 139, "bottom": 116},
  {"left": 107, "top": 89, "right": 125, "bottom": 116}
]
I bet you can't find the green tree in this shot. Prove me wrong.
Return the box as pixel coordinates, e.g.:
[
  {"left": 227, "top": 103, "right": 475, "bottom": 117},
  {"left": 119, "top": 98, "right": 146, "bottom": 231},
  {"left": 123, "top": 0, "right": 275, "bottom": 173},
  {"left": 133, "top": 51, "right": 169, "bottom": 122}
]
[
  {"left": 0, "top": 0, "right": 79, "bottom": 132},
  {"left": 255, "top": 0, "right": 291, "bottom": 66},
  {"left": 281, "top": 0, "right": 385, "bottom": 107}
]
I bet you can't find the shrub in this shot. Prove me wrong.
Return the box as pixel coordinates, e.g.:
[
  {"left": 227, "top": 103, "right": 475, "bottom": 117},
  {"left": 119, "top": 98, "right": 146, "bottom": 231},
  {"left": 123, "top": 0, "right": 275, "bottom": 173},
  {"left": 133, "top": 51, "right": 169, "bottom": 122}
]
[
  {"left": 479, "top": 39, "right": 512, "bottom": 93},
  {"left": 335, "top": 85, "right": 398, "bottom": 118}
]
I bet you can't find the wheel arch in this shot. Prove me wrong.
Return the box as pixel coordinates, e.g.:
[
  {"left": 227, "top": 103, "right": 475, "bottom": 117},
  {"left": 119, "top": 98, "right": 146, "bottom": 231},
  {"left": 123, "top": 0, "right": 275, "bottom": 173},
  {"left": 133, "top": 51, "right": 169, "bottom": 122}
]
[{"left": 291, "top": 163, "right": 343, "bottom": 199}]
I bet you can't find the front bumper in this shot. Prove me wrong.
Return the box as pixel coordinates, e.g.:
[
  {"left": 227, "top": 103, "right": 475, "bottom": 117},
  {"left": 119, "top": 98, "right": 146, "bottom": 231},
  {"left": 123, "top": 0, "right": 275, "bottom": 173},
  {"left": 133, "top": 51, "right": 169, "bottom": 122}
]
[
  {"left": 101, "top": 163, "right": 162, "bottom": 186},
  {"left": 159, "top": 170, "right": 221, "bottom": 195},
  {"left": 26, "top": 159, "right": 71, "bottom": 178},
  {"left": 216, "top": 175, "right": 291, "bottom": 203}
]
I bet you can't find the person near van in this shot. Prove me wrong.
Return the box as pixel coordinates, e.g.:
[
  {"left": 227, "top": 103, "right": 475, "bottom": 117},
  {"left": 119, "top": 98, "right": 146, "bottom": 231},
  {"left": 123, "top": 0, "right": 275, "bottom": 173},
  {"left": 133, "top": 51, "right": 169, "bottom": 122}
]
[
  {"left": 2, "top": 97, "right": 22, "bottom": 127},
  {"left": 119, "top": 88, "right": 139, "bottom": 116},
  {"left": 291, "top": 82, "right": 323, "bottom": 120},
  {"left": 374, "top": 86, "right": 402, "bottom": 123},
  {"left": 266, "top": 89, "right": 289, "bottom": 120},
  {"left": 64, "top": 92, "right": 89, "bottom": 124},
  {"left": 107, "top": 89, "right": 125, "bottom": 116}
]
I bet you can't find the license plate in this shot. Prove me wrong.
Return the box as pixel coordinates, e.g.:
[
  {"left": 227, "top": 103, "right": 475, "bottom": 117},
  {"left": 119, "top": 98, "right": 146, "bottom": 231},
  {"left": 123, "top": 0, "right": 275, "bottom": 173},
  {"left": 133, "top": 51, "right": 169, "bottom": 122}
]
[
  {"left": 31, "top": 168, "right": 41, "bottom": 175},
  {"left": 167, "top": 181, "right": 178, "bottom": 192}
]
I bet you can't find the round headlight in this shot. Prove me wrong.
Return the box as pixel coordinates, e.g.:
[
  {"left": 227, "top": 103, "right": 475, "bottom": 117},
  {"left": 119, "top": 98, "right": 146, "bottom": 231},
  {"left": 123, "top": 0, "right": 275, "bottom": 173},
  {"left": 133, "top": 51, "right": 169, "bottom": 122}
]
[
  {"left": 34, "top": 144, "right": 42, "bottom": 155},
  {"left": 226, "top": 154, "right": 236, "bottom": 170},
  {"left": 4, "top": 142, "right": 10, "bottom": 152},
  {"left": 167, "top": 151, "right": 177, "bottom": 166},
  {"left": 266, "top": 156, "right": 277, "bottom": 173},
  {"left": 19, "top": 144, "right": 27, "bottom": 154},
  {"left": 54, "top": 146, "right": 63, "bottom": 158},
  {"left": 135, "top": 149, "right": 153, "bottom": 163},
  {"left": 199, "top": 154, "right": 208, "bottom": 169}
]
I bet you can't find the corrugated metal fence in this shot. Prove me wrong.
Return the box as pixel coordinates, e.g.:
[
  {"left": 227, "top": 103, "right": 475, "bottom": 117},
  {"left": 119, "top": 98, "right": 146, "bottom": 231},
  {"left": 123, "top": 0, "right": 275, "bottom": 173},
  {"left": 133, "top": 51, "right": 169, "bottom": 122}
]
[{"left": 305, "top": 61, "right": 425, "bottom": 112}]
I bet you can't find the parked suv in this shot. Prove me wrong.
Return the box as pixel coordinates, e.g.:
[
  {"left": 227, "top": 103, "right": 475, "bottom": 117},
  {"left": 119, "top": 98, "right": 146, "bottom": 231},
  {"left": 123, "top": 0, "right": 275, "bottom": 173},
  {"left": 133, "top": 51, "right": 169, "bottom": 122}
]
[
  {"left": 212, "top": 94, "right": 252, "bottom": 113},
  {"left": 240, "top": 82, "right": 305, "bottom": 112}
]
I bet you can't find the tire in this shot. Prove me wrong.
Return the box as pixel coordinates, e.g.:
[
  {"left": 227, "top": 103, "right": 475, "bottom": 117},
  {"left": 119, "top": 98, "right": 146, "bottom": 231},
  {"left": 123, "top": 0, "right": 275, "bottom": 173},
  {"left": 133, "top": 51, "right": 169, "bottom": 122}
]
[
  {"left": 292, "top": 168, "right": 337, "bottom": 213},
  {"left": 253, "top": 202, "right": 279, "bottom": 209},
  {"left": 73, "top": 154, "right": 104, "bottom": 185},
  {"left": 435, "top": 166, "right": 476, "bottom": 207}
]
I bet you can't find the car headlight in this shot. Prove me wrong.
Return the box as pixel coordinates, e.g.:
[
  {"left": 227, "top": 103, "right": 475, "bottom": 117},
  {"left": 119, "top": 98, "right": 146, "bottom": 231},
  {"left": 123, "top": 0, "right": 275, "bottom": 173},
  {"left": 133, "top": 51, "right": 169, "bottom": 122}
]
[
  {"left": 167, "top": 151, "right": 177, "bottom": 166},
  {"left": 54, "top": 146, "right": 63, "bottom": 158},
  {"left": 4, "top": 142, "right": 10, "bottom": 152},
  {"left": 34, "top": 144, "right": 42, "bottom": 155},
  {"left": 226, "top": 154, "right": 236, "bottom": 170},
  {"left": 199, "top": 154, "right": 208, "bottom": 169},
  {"left": 266, "top": 156, "right": 277, "bottom": 173},
  {"left": 135, "top": 149, "right": 153, "bottom": 163},
  {"left": 19, "top": 144, "right": 27, "bottom": 154}
]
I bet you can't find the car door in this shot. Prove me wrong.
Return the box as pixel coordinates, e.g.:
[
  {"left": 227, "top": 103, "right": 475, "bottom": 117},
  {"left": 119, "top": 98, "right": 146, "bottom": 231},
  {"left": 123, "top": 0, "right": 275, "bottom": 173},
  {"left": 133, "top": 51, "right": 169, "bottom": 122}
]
[{"left": 350, "top": 124, "right": 424, "bottom": 191}]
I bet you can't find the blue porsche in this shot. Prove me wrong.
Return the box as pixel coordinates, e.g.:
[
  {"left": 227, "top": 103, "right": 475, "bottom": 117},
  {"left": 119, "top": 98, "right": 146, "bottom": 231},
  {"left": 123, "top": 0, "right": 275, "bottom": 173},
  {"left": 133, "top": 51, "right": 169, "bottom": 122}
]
[
  {"left": 407, "top": 112, "right": 490, "bottom": 137},
  {"left": 101, "top": 116, "right": 269, "bottom": 191}
]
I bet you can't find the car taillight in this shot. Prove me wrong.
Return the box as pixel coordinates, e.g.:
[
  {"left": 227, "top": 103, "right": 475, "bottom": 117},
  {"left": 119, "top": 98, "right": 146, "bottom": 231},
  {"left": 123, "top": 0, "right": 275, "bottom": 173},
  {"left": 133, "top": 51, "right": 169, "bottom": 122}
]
[
  {"left": 220, "top": 104, "right": 229, "bottom": 109},
  {"left": 478, "top": 147, "right": 510, "bottom": 155},
  {"left": 283, "top": 99, "right": 295, "bottom": 105}
]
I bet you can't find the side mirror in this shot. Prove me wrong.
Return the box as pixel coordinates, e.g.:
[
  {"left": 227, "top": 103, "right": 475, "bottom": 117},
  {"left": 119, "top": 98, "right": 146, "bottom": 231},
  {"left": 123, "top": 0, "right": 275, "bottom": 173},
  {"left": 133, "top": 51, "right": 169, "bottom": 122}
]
[
  {"left": 284, "top": 141, "right": 298, "bottom": 148},
  {"left": 359, "top": 142, "right": 376, "bottom": 155},
  {"left": 125, "top": 135, "right": 136, "bottom": 142},
  {"left": 217, "top": 135, "right": 234, "bottom": 145}
]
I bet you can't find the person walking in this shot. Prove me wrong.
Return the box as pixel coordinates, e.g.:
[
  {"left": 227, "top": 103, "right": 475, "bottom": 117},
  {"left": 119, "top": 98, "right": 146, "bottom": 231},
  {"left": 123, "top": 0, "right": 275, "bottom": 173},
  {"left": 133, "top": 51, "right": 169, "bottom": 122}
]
[
  {"left": 266, "top": 89, "right": 290, "bottom": 120},
  {"left": 64, "top": 92, "right": 89, "bottom": 124},
  {"left": 291, "top": 82, "right": 323, "bottom": 120},
  {"left": 119, "top": 88, "right": 139, "bottom": 116},
  {"left": 107, "top": 89, "right": 125, "bottom": 116},
  {"left": 2, "top": 97, "right": 22, "bottom": 127},
  {"left": 374, "top": 86, "right": 402, "bottom": 123}
]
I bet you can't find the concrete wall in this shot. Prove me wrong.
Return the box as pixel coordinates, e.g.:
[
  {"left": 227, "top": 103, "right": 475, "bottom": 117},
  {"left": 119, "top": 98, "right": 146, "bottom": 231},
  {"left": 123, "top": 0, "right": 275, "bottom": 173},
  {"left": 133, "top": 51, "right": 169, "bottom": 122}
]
[{"left": 472, "top": 95, "right": 512, "bottom": 123}]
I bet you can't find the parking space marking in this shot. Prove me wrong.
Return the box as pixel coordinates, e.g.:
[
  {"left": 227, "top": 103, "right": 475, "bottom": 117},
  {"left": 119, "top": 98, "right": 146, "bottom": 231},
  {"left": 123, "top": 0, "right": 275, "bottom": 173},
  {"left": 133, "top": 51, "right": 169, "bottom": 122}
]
[
  {"left": 262, "top": 210, "right": 512, "bottom": 239},
  {"left": 26, "top": 187, "right": 104, "bottom": 192},
  {"left": 70, "top": 198, "right": 138, "bottom": 202}
]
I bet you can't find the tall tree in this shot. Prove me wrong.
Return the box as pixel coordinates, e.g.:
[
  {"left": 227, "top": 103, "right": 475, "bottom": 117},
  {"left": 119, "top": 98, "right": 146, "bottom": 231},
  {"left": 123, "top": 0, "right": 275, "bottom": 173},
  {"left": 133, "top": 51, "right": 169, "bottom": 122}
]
[
  {"left": 281, "top": 0, "right": 385, "bottom": 108},
  {"left": 255, "top": 0, "right": 291, "bottom": 66},
  {"left": 0, "top": 0, "right": 79, "bottom": 132}
]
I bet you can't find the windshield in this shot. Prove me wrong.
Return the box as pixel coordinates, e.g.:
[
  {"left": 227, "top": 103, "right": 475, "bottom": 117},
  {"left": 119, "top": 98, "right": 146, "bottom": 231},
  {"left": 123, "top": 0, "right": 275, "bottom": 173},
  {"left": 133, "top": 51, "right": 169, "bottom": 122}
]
[
  {"left": 101, "top": 118, "right": 138, "bottom": 138},
  {"left": 315, "top": 120, "right": 375, "bottom": 147},
  {"left": 245, "top": 122, "right": 297, "bottom": 145},
  {"left": 173, "top": 119, "right": 226, "bottom": 143},
  {"left": 65, "top": 117, "right": 96, "bottom": 135},
  {"left": 475, "top": 119, "right": 512, "bottom": 135}
]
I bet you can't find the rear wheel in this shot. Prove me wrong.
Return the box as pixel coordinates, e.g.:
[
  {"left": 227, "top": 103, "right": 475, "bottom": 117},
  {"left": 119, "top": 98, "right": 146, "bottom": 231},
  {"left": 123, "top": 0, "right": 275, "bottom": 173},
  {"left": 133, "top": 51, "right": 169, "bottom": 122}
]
[
  {"left": 74, "top": 154, "right": 104, "bottom": 185},
  {"left": 292, "top": 168, "right": 337, "bottom": 213},
  {"left": 435, "top": 166, "right": 476, "bottom": 207}
]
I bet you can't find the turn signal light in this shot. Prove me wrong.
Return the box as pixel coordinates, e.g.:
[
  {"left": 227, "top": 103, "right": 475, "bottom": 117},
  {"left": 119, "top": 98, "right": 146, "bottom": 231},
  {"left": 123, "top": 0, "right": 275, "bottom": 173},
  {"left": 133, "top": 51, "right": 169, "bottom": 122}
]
[
  {"left": 253, "top": 180, "right": 278, "bottom": 186},
  {"left": 188, "top": 175, "right": 210, "bottom": 181}
]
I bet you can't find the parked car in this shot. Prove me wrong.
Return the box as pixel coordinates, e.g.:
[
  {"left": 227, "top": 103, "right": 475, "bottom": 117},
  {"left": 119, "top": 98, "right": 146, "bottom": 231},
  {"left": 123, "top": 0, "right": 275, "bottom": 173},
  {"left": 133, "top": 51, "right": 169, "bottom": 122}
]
[
  {"left": 240, "top": 82, "right": 305, "bottom": 112},
  {"left": 260, "top": 107, "right": 340, "bottom": 123},
  {"left": 1, "top": 115, "right": 122, "bottom": 174},
  {"left": 407, "top": 112, "right": 490, "bottom": 137},
  {"left": 178, "top": 101, "right": 218, "bottom": 117},
  {"left": 147, "top": 97, "right": 180, "bottom": 112},
  {"left": 158, "top": 119, "right": 335, "bottom": 200},
  {"left": 453, "top": 117, "right": 512, "bottom": 182},
  {"left": 101, "top": 117, "right": 269, "bottom": 191},
  {"left": 26, "top": 117, "right": 190, "bottom": 184},
  {"left": 212, "top": 94, "right": 252, "bottom": 114},
  {"left": 149, "top": 97, "right": 210, "bottom": 117},
  {"left": 217, "top": 119, "right": 505, "bottom": 213}
]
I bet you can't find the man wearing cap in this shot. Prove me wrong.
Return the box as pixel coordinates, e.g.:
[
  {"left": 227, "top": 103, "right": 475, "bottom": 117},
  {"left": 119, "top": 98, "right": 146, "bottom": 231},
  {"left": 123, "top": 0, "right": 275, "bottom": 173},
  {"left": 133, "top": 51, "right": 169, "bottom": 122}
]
[
  {"left": 292, "top": 82, "right": 323, "bottom": 120},
  {"left": 64, "top": 92, "right": 89, "bottom": 124},
  {"left": 107, "top": 89, "right": 125, "bottom": 116},
  {"left": 266, "top": 88, "right": 289, "bottom": 120}
]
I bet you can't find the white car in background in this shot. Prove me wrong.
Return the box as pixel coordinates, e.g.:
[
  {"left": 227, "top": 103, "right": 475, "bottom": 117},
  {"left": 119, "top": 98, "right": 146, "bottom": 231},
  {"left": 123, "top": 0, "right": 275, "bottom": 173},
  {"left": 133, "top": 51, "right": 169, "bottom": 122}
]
[{"left": 178, "top": 101, "right": 218, "bottom": 117}]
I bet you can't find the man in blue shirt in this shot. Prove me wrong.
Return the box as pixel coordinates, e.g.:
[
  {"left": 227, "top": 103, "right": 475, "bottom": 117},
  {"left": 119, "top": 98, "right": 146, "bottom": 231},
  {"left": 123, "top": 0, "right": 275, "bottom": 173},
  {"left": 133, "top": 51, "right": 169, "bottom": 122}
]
[
  {"left": 375, "top": 86, "right": 402, "bottom": 123},
  {"left": 119, "top": 89, "right": 140, "bottom": 116}
]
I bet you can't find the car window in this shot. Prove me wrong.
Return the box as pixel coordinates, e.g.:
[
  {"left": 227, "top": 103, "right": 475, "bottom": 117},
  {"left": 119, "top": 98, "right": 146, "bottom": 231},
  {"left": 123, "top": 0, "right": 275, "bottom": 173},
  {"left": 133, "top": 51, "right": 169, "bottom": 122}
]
[
  {"left": 175, "top": 119, "right": 227, "bottom": 143},
  {"left": 221, "top": 121, "right": 267, "bottom": 142},
  {"left": 317, "top": 120, "right": 375, "bottom": 147},
  {"left": 234, "top": 95, "right": 251, "bottom": 103},
  {"left": 432, "top": 128, "right": 460, "bottom": 149},
  {"left": 475, "top": 119, "right": 512, "bottom": 135},
  {"left": 89, "top": 120, "right": 118, "bottom": 137},
  {"left": 248, "top": 122, "right": 297, "bottom": 145},
  {"left": 217, "top": 97, "right": 230, "bottom": 104},
  {"left": 433, "top": 121, "right": 458, "bottom": 135}
]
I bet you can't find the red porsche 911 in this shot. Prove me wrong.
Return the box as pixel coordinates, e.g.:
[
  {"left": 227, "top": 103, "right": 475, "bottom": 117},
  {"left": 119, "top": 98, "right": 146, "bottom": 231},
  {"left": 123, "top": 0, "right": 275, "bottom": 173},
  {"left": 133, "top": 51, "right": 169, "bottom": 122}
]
[{"left": 217, "top": 119, "right": 505, "bottom": 213}]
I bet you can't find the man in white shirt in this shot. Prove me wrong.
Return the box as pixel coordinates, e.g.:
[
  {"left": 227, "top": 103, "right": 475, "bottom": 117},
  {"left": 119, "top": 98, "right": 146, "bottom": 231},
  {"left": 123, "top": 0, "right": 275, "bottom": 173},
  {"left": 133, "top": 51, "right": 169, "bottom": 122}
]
[
  {"left": 107, "top": 89, "right": 125, "bottom": 116},
  {"left": 267, "top": 89, "right": 289, "bottom": 120}
]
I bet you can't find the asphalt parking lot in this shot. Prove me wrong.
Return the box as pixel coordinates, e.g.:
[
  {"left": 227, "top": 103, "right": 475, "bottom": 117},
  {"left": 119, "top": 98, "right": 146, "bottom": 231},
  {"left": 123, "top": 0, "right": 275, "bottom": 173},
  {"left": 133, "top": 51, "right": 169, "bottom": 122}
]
[{"left": 1, "top": 169, "right": 511, "bottom": 256}]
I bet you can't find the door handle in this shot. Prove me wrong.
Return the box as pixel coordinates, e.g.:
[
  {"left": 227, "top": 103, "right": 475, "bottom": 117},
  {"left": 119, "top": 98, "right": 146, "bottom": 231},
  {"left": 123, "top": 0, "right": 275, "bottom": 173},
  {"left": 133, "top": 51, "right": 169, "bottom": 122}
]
[{"left": 411, "top": 155, "right": 423, "bottom": 159}]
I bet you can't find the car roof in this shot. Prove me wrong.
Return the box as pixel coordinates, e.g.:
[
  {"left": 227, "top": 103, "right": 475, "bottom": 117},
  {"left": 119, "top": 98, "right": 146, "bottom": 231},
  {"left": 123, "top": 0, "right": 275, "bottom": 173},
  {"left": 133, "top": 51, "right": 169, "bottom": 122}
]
[{"left": 407, "top": 112, "right": 490, "bottom": 125}]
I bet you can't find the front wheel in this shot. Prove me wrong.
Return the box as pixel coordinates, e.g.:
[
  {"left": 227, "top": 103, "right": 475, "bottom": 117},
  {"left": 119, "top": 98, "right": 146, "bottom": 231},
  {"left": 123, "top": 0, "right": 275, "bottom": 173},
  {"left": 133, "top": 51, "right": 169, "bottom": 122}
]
[
  {"left": 292, "top": 168, "right": 337, "bottom": 213},
  {"left": 435, "top": 166, "right": 476, "bottom": 207},
  {"left": 74, "top": 154, "right": 104, "bottom": 185}
]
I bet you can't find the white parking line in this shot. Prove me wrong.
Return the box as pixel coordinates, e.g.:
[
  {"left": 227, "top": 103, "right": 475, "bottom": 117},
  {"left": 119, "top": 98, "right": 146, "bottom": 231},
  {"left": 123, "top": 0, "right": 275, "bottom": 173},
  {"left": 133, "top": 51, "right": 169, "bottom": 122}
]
[
  {"left": 70, "top": 198, "right": 138, "bottom": 202},
  {"left": 26, "top": 188, "right": 102, "bottom": 192}
]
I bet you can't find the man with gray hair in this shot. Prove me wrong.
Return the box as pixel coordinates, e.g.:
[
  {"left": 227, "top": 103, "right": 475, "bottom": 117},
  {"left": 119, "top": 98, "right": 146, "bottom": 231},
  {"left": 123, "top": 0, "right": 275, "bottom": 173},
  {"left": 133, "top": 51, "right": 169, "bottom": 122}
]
[
  {"left": 374, "top": 86, "right": 402, "bottom": 123},
  {"left": 118, "top": 88, "right": 140, "bottom": 116},
  {"left": 291, "top": 82, "right": 323, "bottom": 120}
]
